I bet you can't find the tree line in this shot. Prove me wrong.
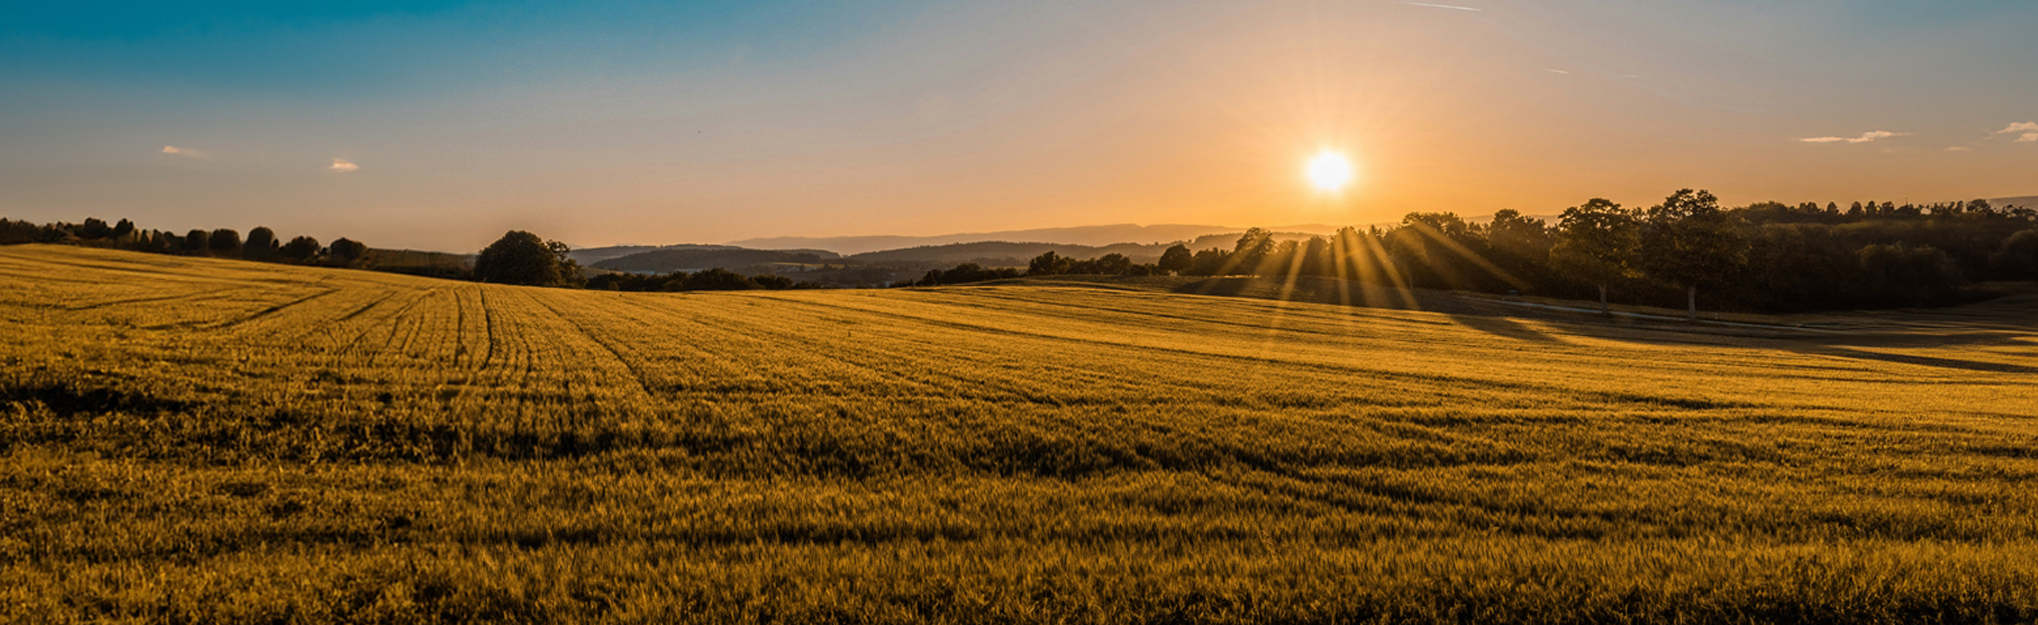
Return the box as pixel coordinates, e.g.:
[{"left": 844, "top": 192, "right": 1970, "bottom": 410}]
[
  {"left": 923, "top": 190, "right": 2038, "bottom": 315},
  {"left": 2, "top": 219, "right": 816, "bottom": 292},
  {"left": 1, "top": 217, "right": 369, "bottom": 266},
  {"left": 14, "top": 192, "right": 2036, "bottom": 313},
  {"left": 476, "top": 230, "right": 817, "bottom": 291}
]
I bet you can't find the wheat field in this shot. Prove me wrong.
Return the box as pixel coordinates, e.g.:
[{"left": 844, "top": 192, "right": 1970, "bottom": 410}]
[{"left": 4, "top": 244, "right": 2037, "bottom": 624}]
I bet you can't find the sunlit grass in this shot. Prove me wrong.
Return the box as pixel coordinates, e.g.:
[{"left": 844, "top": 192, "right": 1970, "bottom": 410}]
[{"left": 3, "top": 244, "right": 2036, "bottom": 623}]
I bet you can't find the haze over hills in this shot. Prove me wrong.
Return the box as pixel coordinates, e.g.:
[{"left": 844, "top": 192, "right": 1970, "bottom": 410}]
[
  {"left": 1994, "top": 196, "right": 2038, "bottom": 210},
  {"left": 564, "top": 244, "right": 744, "bottom": 266},
  {"left": 729, "top": 223, "right": 1343, "bottom": 255},
  {"left": 592, "top": 247, "right": 840, "bottom": 274}
]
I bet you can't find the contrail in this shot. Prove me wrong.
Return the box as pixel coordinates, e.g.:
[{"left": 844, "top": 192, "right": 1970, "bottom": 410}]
[{"left": 1404, "top": 2, "right": 1483, "bottom": 11}]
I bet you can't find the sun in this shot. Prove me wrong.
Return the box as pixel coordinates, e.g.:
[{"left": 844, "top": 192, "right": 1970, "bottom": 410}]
[{"left": 1306, "top": 150, "right": 1354, "bottom": 192}]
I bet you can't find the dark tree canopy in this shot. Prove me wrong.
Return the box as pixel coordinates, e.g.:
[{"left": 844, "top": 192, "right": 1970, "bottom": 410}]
[
  {"left": 472, "top": 230, "right": 578, "bottom": 286},
  {"left": 1549, "top": 198, "right": 1638, "bottom": 290},
  {"left": 280, "top": 236, "right": 322, "bottom": 262},
  {"left": 207, "top": 229, "right": 242, "bottom": 256},
  {"left": 1638, "top": 189, "right": 1747, "bottom": 290},
  {"left": 1991, "top": 229, "right": 2038, "bottom": 279},
  {"left": 328, "top": 238, "right": 368, "bottom": 265},
  {"left": 1157, "top": 244, "right": 1193, "bottom": 275},
  {"left": 245, "top": 227, "right": 279, "bottom": 260}
]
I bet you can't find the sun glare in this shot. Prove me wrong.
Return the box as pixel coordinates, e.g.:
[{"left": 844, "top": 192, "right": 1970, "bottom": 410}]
[{"left": 1307, "top": 151, "right": 1354, "bottom": 192}]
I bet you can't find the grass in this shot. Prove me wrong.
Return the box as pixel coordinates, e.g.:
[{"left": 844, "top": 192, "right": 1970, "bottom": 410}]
[{"left": 3, "top": 243, "right": 2037, "bottom": 624}]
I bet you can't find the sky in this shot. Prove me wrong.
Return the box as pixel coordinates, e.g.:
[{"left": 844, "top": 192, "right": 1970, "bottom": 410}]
[{"left": 3, "top": 1, "right": 2036, "bottom": 252}]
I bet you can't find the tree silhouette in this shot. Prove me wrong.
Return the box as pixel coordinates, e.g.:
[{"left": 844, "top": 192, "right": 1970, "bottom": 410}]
[
  {"left": 682, "top": 268, "right": 755, "bottom": 290},
  {"left": 1638, "top": 189, "right": 1748, "bottom": 320},
  {"left": 1992, "top": 229, "right": 2038, "bottom": 279},
  {"left": 1549, "top": 198, "right": 1638, "bottom": 313},
  {"left": 207, "top": 229, "right": 243, "bottom": 257},
  {"left": 79, "top": 218, "right": 112, "bottom": 240},
  {"left": 1232, "top": 228, "right": 1276, "bottom": 276},
  {"left": 328, "top": 238, "right": 368, "bottom": 266},
  {"left": 1157, "top": 244, "right": 1192, "bottom": 275},
  {"left": 472, "top": 230, "right": 578, "bottom": 286},
  {"left": 1027, "top": 251, "right": 1070, "bottom": 276},
  {"left": 244, "top": 227, "right": 279, "bottom": 261},
  {"left": 279, "top": 236, "right": 321, "bottom": 263}
]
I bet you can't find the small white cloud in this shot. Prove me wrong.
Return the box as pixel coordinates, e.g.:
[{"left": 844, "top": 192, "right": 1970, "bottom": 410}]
[
  {"left": 1405, "top": 2, "right": 1483, "bottom": 11},
  {"left": 161, "top": 145, "right": 209, "bottom": 159},
  {"left": 1946, "top": 146, "right": 1973, "bottom": 152},
  {"left": 1798, "top": 130, "right": 1908, "bottom": 144},
  {"left": 1544, "top": 69, "right": 1570, "bottom": 75},
  {"left": 1995, "top": 121, "right": 2038, "bottom": 142},
  {"left": 330, "top": 158, "right": 359, "bottom": 172}
]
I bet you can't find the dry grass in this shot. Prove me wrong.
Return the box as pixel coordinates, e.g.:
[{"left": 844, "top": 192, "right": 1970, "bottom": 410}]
[{"left": 3, "top": 244, "right": 2036, "bottom": 624}]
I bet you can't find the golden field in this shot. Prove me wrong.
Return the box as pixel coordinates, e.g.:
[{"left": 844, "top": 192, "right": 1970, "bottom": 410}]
[{"left": 3, "top": 244, "right": 2037, "bottom": 624}]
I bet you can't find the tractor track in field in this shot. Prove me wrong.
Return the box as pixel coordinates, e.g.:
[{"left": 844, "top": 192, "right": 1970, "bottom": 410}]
[
  {"left": 478, "top": 287, "right": 499, "bottom": 370},
  {"left": 59, "top": 287, "right": 243, "bottom": 312},
  {"left": 335, "top": 289, "right": 399, "bottom": 322},
  {"left": 205, "top": 287, "right": 342, "bottom": 331},
  {"left": 524, "top": 292, "right": 655, "bottom": 399}
]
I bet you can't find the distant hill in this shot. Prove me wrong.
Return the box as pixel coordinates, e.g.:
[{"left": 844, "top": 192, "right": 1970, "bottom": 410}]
[
  {"left": 592, "top": 246, "right": 840, "bottom": 274},
  {"left": 848, "top": 241, "right": 1175, "bottom": 267},
  {"left": 730, "top": 223, "right": 1342, "bottom": 255},
  {"left": 1992, "top": 196, "right": 2038, "bottom": 210},
  {"left": 567, "top": 244, "right": 742, "bottom": 266}
]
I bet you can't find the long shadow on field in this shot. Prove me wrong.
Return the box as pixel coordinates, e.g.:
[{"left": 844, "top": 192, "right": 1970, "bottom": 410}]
[
  {"left": 995, "top": 275, "right": 2038, "bottom": 376},
  {"left": 1800, "top": 346, "right": 2038, "bottom": 375},
  {"left": 1441, "top": 313, "right": 1557, "bottom": 343}
]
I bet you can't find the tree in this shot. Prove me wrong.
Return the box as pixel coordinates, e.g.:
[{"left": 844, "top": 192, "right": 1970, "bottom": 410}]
[
  {"left": 1091, "top": 253, "right": 1134, "bottom": 275},
  {"left": 328, "top": 237, "right": 368, "bottom": 266},
  {"left": 207, "top": 228, "right": 242, "bottom": 257},
  {"left": 1027, "top": 251, "right": 1070, "bottom": 276},
  {"left": 1992, "top": 229, "right": 2038, "bottom": 279},
  {"left": 471, "top": 230, "right": 576, "bottom": 286},
  {"left": 79, "top": 218, "right": 112, "bottom": 240},
  {"left": 184, "top": 229, "right": 209, "bottom": 253},
  {"left": 681, "top": 268, "right": 754, "bottom": 291},
  {"left": 1548, "top": 198, "right": 1637, "bottom": 313},
  {"left": 1858, "top": 244, "right": 1962, "bottom": 305},
  {"left": 1232, "top": 228, "right": 1276, "bottom": 276},
  {"left": 1156, "top": 244, "right": 1193, "bottom": 275},
  {"left": 244, "top": 227, "right": 279, "bottom": 261},
  {"left": 280, "top": 236, "right": 321, "bottom": 262},
  {"left": 1485, "top": 209, "right": 1554, "bottom": 290},
  {"left": 1186, "top": 248, "right": 1230, "bottom": 276},
  {"left": 1638, "top": 189, "right": 1748, "bottom": 320}
]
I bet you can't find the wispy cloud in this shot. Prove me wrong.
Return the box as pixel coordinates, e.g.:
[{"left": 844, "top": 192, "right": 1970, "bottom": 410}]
[
  {"left": 330, "top": 158, "right": 359, "bottom": 172},
  {"left": 1543, "top": 69, "right": 1570, "bottom": 75},
  {"left": 1798, "top": 130, "right": 1907, "bottom": 144},
  {"left": 1946, "top": 146, "right": 1973, "bottom": 152},
  {"left": 160, "top": 145, "right": 209, "bottom": 159},
  {"left": 1995, "top": 121, "right": 2038, "bottom": 142},
  {"left": 1404, "top": 2, "right": 1483, "bottom": 11}
]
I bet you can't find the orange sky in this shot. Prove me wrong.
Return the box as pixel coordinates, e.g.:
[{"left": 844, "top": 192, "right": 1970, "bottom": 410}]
[{"left": 3, "top": 1, "right": 2036, "bottom": 251}]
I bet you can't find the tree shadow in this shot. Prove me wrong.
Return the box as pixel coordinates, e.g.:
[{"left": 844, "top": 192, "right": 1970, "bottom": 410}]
[{"left": 1441, "top": 313, "right": 1559, "bottom": 343}]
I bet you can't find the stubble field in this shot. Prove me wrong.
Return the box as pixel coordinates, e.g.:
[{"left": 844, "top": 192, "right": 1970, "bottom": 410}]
[{"left": 3, "top": 244, "right": 2037, "bottom": 624}]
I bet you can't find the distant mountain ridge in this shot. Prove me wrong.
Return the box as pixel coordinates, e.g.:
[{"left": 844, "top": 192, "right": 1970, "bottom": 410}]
[
  {"left": 730, "top": 223, "right": 1342, "bottom": 255},
  {"left": 1993, "top": 196, "right": 2038, "bottom": 210},
  {"left": 566, "top": 244, "right": 742, "bottom": 266},
  {"left": 591, "top": 246, "right": 840, "bottom": 274}
]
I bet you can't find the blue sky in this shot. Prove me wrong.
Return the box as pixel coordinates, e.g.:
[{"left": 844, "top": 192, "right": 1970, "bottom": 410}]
[{"left": 4, "top": 1, "right": 2036, "bottom": 250}]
